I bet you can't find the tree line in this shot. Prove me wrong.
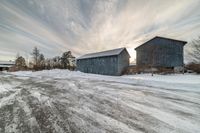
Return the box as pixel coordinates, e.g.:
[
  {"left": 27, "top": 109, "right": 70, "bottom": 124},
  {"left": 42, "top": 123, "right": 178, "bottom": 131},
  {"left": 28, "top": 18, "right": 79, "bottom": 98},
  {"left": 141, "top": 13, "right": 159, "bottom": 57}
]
[{"left": 11, "top": 47, "right": 76, "bottom": 71}]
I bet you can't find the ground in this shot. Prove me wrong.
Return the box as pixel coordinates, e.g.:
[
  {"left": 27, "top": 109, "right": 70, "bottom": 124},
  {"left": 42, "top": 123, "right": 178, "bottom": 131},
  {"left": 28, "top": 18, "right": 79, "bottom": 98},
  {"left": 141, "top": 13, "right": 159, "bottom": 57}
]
[{"left": 0, "top": 70, "right": 200, "bottom": 133}]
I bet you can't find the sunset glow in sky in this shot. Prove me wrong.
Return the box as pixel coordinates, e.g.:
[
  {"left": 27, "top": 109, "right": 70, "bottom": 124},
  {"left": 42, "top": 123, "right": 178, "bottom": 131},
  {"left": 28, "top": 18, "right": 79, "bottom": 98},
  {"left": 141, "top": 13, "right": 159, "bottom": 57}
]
[{"left": 0, "top": 0, "right": 200, "bottom": 62}]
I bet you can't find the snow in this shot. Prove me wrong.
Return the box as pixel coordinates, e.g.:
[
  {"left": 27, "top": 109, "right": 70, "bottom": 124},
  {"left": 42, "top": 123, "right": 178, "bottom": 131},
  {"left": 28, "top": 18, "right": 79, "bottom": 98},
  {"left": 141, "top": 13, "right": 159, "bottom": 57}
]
[
  {"left": 0, "top": 85, "right": 9, "bottom": 93},
  {"left": 77, "top": 47, "right": 125, "bottom": 59},
  {"left": 7, "top": 69, "right": 200, "bottom": 92},
  {"left": 0, "top": 70, "right": 200, "bottom": 133},
  {"left": 123, "top": 73, "right": 200, "bottom": 84}
]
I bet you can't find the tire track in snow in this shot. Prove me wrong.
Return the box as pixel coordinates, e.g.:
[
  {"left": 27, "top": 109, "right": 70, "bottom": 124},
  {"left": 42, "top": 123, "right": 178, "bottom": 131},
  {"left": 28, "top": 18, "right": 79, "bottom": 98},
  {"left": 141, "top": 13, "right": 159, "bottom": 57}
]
[{"left": 0, "top": 73, "right": 200, "bottom": 133}]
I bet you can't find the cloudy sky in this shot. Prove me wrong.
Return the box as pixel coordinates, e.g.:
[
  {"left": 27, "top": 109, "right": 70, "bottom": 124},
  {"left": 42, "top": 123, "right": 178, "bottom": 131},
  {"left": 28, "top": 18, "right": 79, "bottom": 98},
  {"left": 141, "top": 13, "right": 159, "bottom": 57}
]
[{"left": 0, "top": 0, "right": 200, "bottom": 62}]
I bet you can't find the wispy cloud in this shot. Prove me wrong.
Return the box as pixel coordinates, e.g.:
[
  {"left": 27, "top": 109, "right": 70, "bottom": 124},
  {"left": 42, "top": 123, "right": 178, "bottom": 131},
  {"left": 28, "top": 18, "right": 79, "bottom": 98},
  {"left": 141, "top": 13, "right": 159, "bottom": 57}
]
[{"left": 0, "top": 0, "right": 200, "bottom": 61}]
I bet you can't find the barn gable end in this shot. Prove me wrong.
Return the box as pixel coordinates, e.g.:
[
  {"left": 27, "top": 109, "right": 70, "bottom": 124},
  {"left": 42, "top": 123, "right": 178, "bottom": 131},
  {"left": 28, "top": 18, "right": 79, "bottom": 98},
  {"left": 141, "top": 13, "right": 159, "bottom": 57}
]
[{"left": 135, "top": 36, "right": 187, "bottom": 69}]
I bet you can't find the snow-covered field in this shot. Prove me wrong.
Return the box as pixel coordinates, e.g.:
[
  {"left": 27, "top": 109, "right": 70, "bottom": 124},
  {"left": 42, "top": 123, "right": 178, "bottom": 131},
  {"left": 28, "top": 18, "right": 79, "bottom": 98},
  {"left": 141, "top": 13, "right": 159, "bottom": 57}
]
[{"left": 0, "top": 70, "right": 200, "bottom": 133}]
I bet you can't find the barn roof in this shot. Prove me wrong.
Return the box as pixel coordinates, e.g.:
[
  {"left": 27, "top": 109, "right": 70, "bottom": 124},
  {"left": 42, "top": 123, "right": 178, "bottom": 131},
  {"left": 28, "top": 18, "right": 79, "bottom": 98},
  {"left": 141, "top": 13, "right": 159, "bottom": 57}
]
[
  {"left": 135, "top": 36, "right": 187, "bottom": 50},
  {"left": 77, "top": 47, "right": 130, "bottom": 60},
  {"left": 0, "top": 61, "right": 15, "bottom": 65},
  {"left": 0, "top": 65, "right": 13, "bottom": 68}
]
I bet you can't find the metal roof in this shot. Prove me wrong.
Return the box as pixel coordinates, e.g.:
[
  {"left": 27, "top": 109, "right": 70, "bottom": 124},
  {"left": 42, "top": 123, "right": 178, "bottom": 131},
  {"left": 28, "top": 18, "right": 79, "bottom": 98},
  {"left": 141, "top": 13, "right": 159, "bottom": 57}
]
[
  {"left": 0, "top": 64, "right": 13, "bottom": 68},
  {"left": 135, "top": 36, "right": 187, "bottom": 50},
  {"left": 0, "top": 61, "right": 15, "bottom": 65},
  {"left": 77, "top": 47, "right": 129, "bottom": 60}
]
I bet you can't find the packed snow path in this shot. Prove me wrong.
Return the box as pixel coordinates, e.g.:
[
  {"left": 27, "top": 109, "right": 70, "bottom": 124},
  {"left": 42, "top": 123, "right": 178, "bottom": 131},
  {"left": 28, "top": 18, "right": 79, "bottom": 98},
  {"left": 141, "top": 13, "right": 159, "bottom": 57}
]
[{"left": 0, "top": 71, "right": 200, "bottom": 133}]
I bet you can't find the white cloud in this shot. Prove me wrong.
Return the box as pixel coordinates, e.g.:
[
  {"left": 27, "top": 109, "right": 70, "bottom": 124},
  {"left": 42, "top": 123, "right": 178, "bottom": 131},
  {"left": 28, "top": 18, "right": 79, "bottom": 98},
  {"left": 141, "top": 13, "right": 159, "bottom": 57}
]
[{"left": 0, "top": 0, "right": 200, "bottom": 62}]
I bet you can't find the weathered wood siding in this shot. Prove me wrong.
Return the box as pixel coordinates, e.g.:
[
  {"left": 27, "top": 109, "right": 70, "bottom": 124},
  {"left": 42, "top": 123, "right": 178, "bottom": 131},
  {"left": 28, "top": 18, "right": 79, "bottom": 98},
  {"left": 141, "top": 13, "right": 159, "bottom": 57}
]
[
  {"left": 77, "top": 49, "right": 130, "bottom": 76},
  {"left": 117, "top": 50, "right": 130, "bottom": 74},
  {"left": 136, "top": 38, "right": 185, "bottom": 68},
  {"left": 77, "top": 55, "right": 119, "bottom": 75}
]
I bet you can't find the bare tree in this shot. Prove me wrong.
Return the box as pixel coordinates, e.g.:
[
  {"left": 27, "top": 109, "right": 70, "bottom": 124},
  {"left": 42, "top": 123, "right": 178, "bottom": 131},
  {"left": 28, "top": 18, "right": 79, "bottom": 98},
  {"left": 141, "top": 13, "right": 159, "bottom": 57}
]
[
  {"left": 186, "top": 36, "right": 200, "bottom": 73},
  {"left": 31, "top": 47, "right": 40, "bottom": 68},
  {"left": 189, "top": 36, "right": 200, "bottom": 63},
  {"left": 16, "top": 52, "right": 20, "bottom": 59}
]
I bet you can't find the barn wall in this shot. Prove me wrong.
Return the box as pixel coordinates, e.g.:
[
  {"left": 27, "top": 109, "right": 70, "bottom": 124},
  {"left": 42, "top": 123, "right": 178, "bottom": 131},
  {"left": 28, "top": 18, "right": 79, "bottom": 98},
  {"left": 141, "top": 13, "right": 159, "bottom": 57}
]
[
  {"left": 77, "top": 55, "right": 119, "bottom": 76},
  {"left": 136, "top": 39, "right": 184, "bottom": 68},
  {"left": 117, "top": 50, "right": 130, "bottom": 75}
]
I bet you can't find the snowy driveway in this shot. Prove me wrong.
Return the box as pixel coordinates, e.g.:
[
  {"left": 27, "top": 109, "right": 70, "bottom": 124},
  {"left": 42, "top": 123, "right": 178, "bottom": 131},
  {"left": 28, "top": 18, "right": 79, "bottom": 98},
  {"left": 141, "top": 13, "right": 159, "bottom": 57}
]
[{"left": 0, "top": 71, "right": 200, "bottom": 133}]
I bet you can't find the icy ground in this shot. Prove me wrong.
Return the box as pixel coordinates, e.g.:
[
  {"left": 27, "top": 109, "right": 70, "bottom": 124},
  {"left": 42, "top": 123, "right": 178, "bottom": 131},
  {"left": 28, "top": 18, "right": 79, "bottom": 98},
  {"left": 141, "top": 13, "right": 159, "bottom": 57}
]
[{"left": 0, "top": 70, "right": 200, "bottom": 133}]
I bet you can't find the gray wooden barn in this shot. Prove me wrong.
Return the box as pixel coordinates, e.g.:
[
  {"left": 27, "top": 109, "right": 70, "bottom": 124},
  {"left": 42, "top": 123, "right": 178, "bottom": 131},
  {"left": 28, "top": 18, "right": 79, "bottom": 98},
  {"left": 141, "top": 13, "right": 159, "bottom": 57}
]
[
  {"left": 135, "top": 36, "right": 187, "bottom": 71},
  {"left": 77, "top": 48, "right": 130, "bottom": 76}
]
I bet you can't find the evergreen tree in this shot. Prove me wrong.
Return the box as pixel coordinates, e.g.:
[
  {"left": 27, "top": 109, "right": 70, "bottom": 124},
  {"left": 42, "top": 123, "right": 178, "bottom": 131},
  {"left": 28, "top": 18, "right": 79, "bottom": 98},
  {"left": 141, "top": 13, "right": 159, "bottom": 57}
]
[
  {"left": 38, "top": 54, "right": 45, "bottom": 69},
  {"left": 31, "top": 47, "right": 40, "bottom": 69},
  {"left": 61, "top": 51, "right": 72, "bottom": 69},
  {"left": 15, "top": 56, "right": 27, "bottom": 70}
]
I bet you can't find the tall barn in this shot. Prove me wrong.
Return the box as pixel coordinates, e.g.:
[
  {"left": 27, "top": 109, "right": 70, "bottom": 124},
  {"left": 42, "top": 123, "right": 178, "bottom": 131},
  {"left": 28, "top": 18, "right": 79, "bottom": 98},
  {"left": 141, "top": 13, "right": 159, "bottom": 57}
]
[
  {"left": 135, "top": 36, "right": 187, "bottom": 71},
  {"left": 77, "top": 48, "right": 130, "bottom": 76}
]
